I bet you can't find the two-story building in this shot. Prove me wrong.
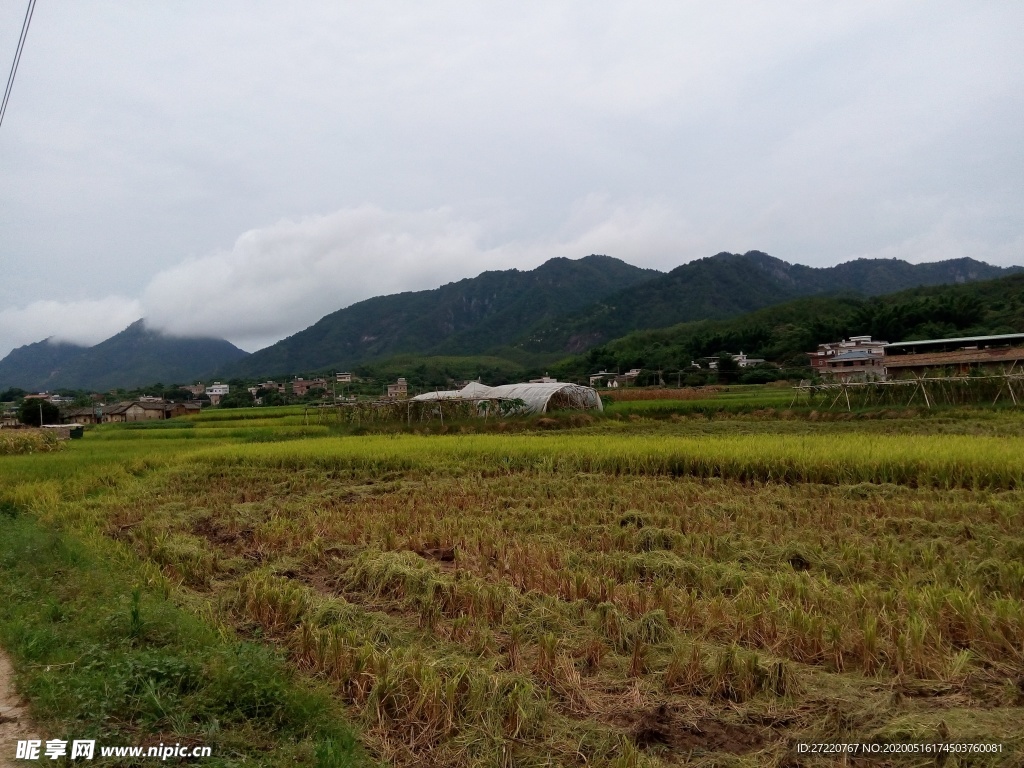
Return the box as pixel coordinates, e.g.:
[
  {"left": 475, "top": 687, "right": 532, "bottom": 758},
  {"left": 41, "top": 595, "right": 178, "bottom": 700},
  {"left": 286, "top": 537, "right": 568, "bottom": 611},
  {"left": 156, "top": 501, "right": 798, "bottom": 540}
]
[
  {"left": 205, "top": 382, "right": 230, "bottom": 405},
  {"left": 386, "top": 377, "right": 408, "bottom": 399},
  {"left": 809, "top": 336, "right": 888, "bottom": 381},
  {"left": 291, "top": 377, "right": 328, "bottom": 397},
  {"left": 248, "top": 381, "right": 286, "bottom": 401}
]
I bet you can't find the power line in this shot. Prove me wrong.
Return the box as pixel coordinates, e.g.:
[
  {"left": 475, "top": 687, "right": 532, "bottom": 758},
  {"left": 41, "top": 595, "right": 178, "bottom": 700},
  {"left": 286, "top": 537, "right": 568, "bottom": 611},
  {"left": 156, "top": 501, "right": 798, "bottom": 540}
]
[{"left": 0, "top": 0, "right": 37, "bottom": 129}]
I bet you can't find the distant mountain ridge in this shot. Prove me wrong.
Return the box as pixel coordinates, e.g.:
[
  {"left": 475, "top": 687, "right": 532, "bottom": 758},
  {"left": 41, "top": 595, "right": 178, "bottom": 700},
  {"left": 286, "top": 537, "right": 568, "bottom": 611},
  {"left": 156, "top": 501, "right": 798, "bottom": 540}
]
[
  {"left": 225, "top": 251, "right": 1021, "bottom": 378},
  {"left": 0, "top": 338, "right": 89, "bottom": 392},
  {"left": 514, "top": 252, "right": 1022, "bottom": 353},
  {"left": 3, "top": 252, "right": 1019, "bottom": 390},
  {"left": 0, "top": 320, "right": 249, "bottom": 391},
  {"left": 224, "top": 255, "right": 660, "bottom": 378},
  {"left": 553, "top": 271, "right": 1024, "bottom": 381}
]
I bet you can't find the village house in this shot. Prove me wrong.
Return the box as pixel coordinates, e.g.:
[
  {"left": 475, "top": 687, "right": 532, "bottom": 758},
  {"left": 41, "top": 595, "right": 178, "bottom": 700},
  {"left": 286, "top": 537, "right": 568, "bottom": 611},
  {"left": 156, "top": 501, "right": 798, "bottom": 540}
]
[
  {"left": 809, "top": 336, "right": 888, "bottom": 381},
  {"left": 883, "top": 333, "right": 1024, "bottom": 378},
  {"left": 291, "top": 377, "right": 328, "bottom": 397},
  {"left": 248, "top": 381, "right": 286, "bottom": 402},
  {"left": 205, "top": 382, "right": 230, "bottom": 405},
  {"left": 386, "top": 377, "right": 408, "bottom": 399},
  {"left": 702, "top": 352, "right": 766, "bottom": 370},
  {"left": 589, "top": 369, "right": 642, "bottom": 387},
  {"left": 106, "top": 401, "right": 193, "bottom": 423},
  {"left": 63, "top": 406, "right": 104, "bottom": 425}
]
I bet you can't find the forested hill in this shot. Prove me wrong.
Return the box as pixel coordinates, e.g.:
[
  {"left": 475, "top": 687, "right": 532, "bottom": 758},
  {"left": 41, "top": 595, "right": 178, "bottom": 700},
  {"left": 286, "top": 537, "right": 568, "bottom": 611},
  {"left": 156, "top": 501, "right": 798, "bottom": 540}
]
[
  {"left": 554, "top": 272, "right": 1024, "bottom": 380},
  {"left": 0, "top": 339, "right": 89, "bottom": 392},
  {"left": 223, "top": 255, "right": 660, "bottom": 378},
  {"left": 0, "top": 320, "right": 250, "bottom": 391},
  {"left": 515, "top": 252, "right": 1021, "bottom": 354},
  {"left": 224, "top": 252, "right": 1018, "bottom": 380}
]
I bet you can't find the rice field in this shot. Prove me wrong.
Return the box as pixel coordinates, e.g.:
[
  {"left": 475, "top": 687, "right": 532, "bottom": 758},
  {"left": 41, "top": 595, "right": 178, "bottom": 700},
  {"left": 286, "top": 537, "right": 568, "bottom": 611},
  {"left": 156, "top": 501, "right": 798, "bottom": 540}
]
[{"left": 2, "top": 406, "right": 1023, "bottom": 766}]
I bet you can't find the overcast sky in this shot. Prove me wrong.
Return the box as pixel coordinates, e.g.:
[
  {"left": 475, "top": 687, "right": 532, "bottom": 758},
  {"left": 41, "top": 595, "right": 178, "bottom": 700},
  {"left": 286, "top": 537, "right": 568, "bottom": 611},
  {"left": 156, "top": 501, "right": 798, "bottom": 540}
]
[{"left": 1, "top": 2, "right": 1022, "bottom": 356}]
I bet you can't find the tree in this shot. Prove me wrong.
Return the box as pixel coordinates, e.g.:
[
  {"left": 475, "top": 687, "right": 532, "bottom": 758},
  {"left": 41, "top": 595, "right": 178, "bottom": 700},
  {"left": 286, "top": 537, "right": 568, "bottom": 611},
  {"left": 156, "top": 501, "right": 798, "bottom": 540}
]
[
  {"left": 303, "top": 387, "right": 329, "bottom": 402},
  {"left": 1, "top": 387, "right": 27, "bottom": 402},
  {"left": 217, "top": 390, "right": 254, "bottom": 409},
  {"left": 18, "top": 398, "right": 61, "bottom": 427},
  {"left": 716, "top": 354, "right": 740, "bottom": 384},
  {"left": 256, "top": 388, "right": 285, "bottom": 406}
]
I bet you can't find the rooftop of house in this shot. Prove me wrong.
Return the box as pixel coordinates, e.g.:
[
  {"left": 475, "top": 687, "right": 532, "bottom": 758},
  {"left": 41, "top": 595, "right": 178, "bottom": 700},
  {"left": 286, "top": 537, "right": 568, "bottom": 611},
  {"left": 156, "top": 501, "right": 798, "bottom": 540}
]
[
  {"left": 885, "top": 333, "right": 1024, "bottom": 352},
  {"left": 830, "top": 350, "right": 880, "bottom": 362}
]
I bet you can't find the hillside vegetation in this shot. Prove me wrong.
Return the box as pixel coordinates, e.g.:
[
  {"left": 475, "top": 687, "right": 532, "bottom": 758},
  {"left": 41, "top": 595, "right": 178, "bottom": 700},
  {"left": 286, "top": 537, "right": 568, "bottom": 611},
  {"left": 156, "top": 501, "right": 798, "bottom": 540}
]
[
  {"left": 0, "top": 320, "right": 249, "bottom": 392},
  {"left": 2, "top": 253, "right": 1019, "bottom": 392},
  {"left": 516, "top": 252, "right": 1020, "bottom": 354},
  {"left": 222, "top": 253, "right": 1018, "bottom": 381},
  {"left": 225, "top": 255, "right": 659, "bottom": 379},
  {"left": 556, "top": 273, "right": 1024, "bottom": 379}
]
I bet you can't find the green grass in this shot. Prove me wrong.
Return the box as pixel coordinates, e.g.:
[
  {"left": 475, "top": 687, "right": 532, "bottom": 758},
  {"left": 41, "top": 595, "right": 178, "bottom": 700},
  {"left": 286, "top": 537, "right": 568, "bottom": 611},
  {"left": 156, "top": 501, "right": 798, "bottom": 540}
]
[{"left": 0, "top": 512, "right": 369, "bottom": 767}]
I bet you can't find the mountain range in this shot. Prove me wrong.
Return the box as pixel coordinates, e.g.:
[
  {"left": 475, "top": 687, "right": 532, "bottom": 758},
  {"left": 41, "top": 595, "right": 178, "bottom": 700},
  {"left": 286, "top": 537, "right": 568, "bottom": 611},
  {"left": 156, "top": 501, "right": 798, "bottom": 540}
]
[
  {"left": 225, "top": 255, "right": 658, "bottom": 378},
  {"left": 513, "top": 252, "right": 1021, "bottom": 354},
  {"left": 0, "top": 320, "right": 248, "bottom": 392},
  {"left": 1, "top": 251, "right": 1019, "bottom": 391},
  {"left": 555, "top": 272, "right": 1024, "bottom": 382},
  {"left": 222, "top": 251, "right": 1019, "bottom": 378}
]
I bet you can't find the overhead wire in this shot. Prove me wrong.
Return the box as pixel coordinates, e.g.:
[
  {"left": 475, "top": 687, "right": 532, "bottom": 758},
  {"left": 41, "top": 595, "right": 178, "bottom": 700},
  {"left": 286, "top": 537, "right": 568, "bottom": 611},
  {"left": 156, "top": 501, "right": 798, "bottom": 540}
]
[{"left": 0, "top": 0, "right": 37, "bottom": 129}]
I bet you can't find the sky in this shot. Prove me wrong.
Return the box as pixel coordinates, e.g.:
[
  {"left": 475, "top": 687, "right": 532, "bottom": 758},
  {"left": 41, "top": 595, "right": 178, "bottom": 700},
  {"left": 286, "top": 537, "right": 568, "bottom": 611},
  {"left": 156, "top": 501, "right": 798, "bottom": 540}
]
[{"left": 1, "top": 2, "right": 1022, "bottom": 357}]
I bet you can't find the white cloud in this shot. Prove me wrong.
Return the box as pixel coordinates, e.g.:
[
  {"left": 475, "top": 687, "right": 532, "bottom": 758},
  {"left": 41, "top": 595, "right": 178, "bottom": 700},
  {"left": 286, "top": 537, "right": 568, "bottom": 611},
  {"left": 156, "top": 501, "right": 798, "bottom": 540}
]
[
  {"left": 0, "top": 297, "right": 142, "bottom": 354},
  {"left": 544, "top": 196, "right": 704, "bottom": 265},
  {"left": 0, "top": 201, "right": 711, "bottom": 356},
  {"left": 140, "top": 207, "right": 519, "bottom": 351},
  {"left": 139, "top": 202, "right": 704, "bottom": 351},
  {"left": 1, "top": 1, "right": 1022, "bottom": 345},
  {"left": 850, "top": 226, "right": 1024, "bottom": 268},
  {"left": 2, "top": 187, "right": 1021, "bottom": 360}
]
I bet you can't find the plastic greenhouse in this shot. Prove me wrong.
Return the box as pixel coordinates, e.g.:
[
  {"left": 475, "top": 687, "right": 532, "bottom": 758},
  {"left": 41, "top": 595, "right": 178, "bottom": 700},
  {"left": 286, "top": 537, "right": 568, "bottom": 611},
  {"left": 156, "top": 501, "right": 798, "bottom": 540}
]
[{"left": 411, "top": 381, "right": 603, "bottom": 415}]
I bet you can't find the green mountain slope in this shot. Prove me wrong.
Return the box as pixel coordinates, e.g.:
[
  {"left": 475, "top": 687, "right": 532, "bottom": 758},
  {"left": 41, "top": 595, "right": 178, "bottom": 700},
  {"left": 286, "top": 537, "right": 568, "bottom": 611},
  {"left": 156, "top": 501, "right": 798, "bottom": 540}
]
[
  {"left": 554, "top": 273, "right": 1024, "bottom": 380},
  {"left": 0, "top": 320, "right": 250, "bottom": 391},
  {"left": 0, "top": 339, "right": 89, "bottom": 392},
  {"left": 517, "top": 252, "right": 1021, "bottom": 354},
  {"left": 224, "top": 255, "right": 660, "bottom": 378}
]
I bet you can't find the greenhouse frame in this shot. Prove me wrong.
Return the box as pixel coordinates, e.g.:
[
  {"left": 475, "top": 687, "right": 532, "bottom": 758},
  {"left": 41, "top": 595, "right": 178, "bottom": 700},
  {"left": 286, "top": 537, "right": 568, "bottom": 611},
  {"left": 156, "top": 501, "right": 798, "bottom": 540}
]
[{"left": 410, "top": 381, "right": 603, "bottom": 415}]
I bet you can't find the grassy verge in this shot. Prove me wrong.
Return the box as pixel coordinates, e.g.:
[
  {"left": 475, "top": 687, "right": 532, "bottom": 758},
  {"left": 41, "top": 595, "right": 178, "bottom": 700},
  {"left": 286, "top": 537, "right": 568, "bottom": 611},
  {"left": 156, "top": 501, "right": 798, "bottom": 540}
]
[{"left": 0, "top": 509, "right": 370, "bottom": 768}]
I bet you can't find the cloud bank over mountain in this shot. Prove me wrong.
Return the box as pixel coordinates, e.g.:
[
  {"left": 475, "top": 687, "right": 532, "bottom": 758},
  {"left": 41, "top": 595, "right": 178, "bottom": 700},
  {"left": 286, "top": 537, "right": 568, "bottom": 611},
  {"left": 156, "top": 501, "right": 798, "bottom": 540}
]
[
  {"left": 0, "top": 201, "right": 697, "bottom": 355},
  {"left": 1, "top": 3, "right": 1021, "bottom": 356}
]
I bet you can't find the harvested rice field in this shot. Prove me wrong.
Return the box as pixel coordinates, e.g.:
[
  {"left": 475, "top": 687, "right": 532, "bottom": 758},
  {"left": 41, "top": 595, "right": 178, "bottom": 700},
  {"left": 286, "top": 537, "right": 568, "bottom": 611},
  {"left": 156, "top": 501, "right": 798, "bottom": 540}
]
[{"left": 1, "top": 406, "right": 1023, "bottom": 767}]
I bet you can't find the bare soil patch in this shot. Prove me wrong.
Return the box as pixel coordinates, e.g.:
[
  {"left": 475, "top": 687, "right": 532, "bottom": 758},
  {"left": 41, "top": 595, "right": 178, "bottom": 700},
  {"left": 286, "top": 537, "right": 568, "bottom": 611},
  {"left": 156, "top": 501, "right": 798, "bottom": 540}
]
[
  {"left": 0, "top": 651, "right": 37, "bottom": 768},
  {"left": 628, "top": 703, "right": 765, "bottom": 755}
]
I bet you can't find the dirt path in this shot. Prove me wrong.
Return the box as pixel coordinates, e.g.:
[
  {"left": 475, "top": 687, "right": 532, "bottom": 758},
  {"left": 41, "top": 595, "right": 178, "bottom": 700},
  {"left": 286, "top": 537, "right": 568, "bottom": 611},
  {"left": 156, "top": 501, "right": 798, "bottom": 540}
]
[{"left": 0, "top": 650, "right": 37, "bottom": 768}]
